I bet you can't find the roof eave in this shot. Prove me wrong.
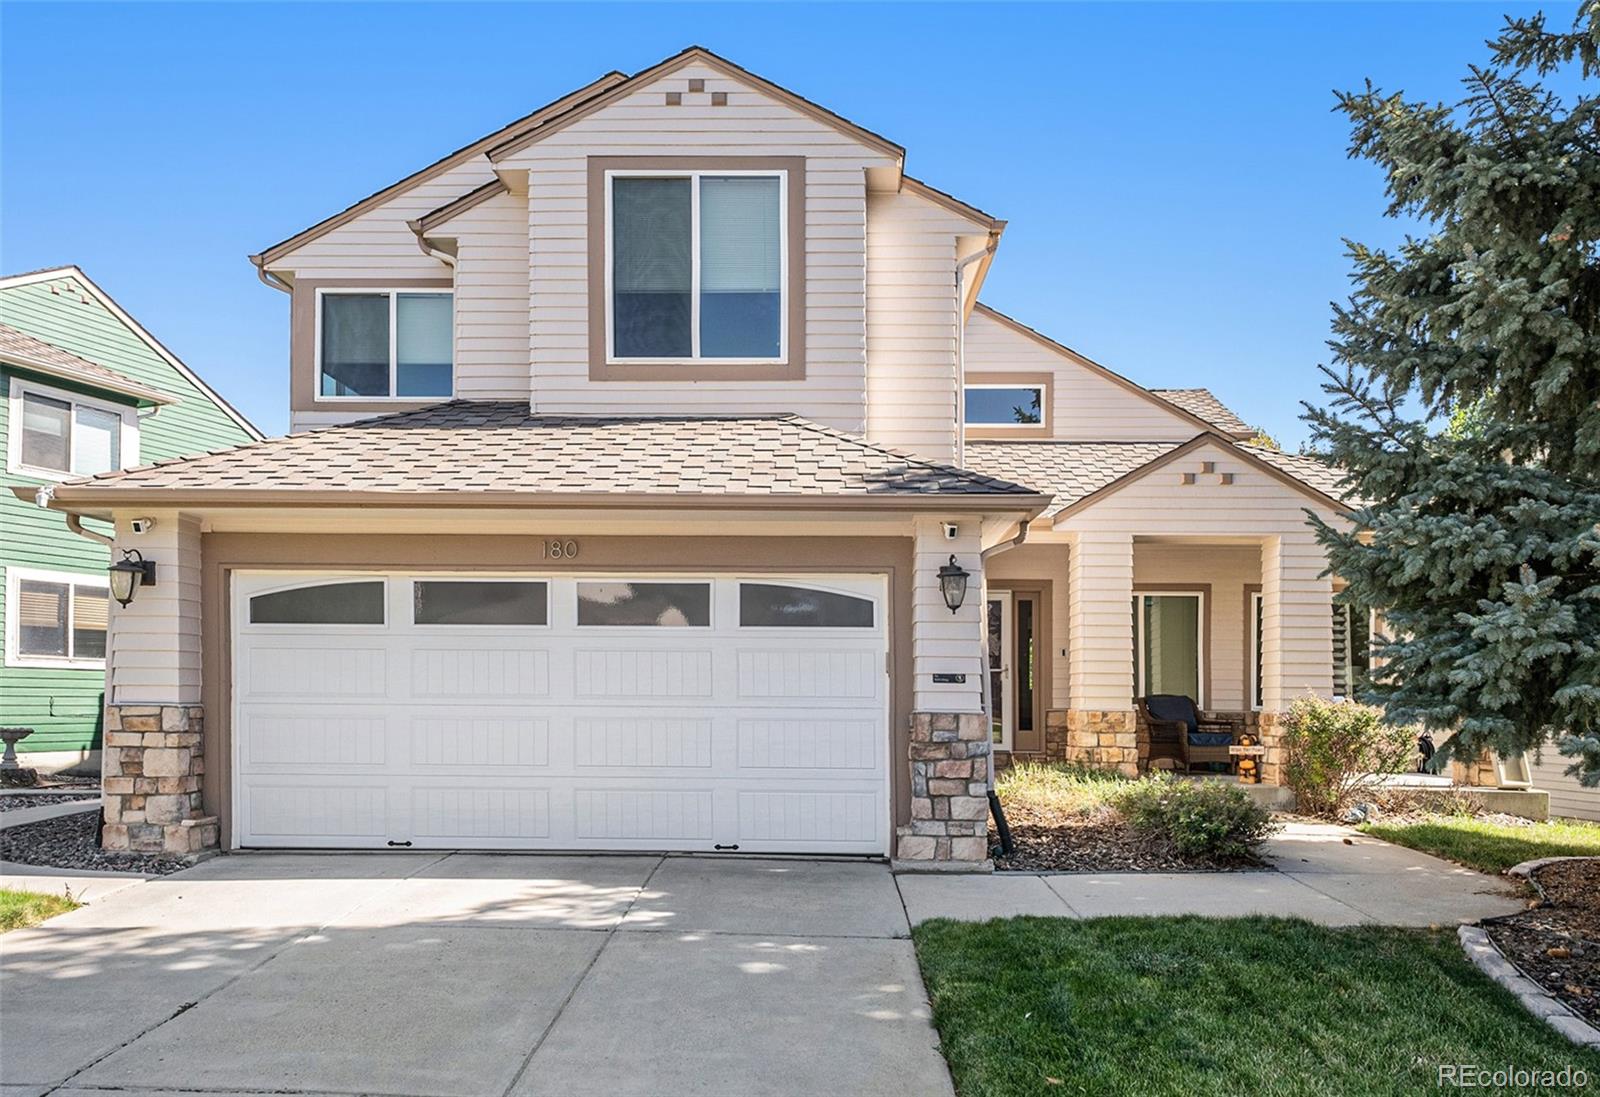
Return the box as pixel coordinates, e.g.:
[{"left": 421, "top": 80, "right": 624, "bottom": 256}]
[{"left": 1, "top": 353, "right": 176, "bottom": 407}]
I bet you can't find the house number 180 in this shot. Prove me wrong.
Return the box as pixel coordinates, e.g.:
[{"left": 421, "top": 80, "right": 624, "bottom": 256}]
[{"left": 541, "top": 539, "right": 579, "bottom": 559}]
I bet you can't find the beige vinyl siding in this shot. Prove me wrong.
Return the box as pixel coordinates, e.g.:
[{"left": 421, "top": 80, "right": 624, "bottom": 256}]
[
  {"left": 962, "top": 309, "right": 1200, "bottom": 442},
  {"left": 504, "top": 61, "right": 894, "bottom": 429},
  {"left": 1056, "top": 441, "right": 1337, "bottom": 710},
  {"left": 106, "top": 512, "right": 202, "bottom": 704},
  {"left": 864, "top": 190, "right": 976, "bottom": 462},
  {"left": 1133, "top": 543, "right": 1259, "bottom": 712},
  {"left": 267, "top": 160, "right": 497, "bottom": 278},
  {"left": 986, "top": 541, "right": 1071, "bottom": 711},
  {"left": 449, "top": 188, "right": 534, "bottom": 400},
  {"left": 913, "top": 517, "right": 984, "bottom": 714},
  {"left": 1529, "top": 750, "right": 1600, "bottom": 821}
]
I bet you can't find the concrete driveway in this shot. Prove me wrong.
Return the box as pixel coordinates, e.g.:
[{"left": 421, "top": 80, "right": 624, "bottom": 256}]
[{"left": 0, "top": 853, "right": 953, "bottom": 1097}]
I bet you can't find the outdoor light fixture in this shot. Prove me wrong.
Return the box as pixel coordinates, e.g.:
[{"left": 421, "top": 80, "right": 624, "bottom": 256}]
[
  {"left": 107, "top": 549, "right": 156, "bottom": 607},
  {"left": 937, "top": 554, "right": 970, "bottom": 614}
]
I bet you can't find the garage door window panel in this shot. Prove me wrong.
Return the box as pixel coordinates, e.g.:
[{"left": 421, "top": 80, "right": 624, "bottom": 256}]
[
  {"left": 413, "top": 580, "right": 549, "bottom": 626},
  {"left": 249, "top": 580, "right": 387, "bottom": 625},
  {"left": 576, "top": 581, "right": 711, "bottom": 627},
  {"left": 739, "top": 583, "right": 875, "bottom": 628}
]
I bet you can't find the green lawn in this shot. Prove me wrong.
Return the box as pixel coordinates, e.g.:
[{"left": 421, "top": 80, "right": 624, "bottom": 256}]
[
  {"left": 914, "top": 916, "right": 1600, "bottom": 1096},
  {"left": 0, "top": 887, "right": 79, "bottom": 931},
  {"left": 1360, "top": 815, "right": 1600, "bottom": 875}
]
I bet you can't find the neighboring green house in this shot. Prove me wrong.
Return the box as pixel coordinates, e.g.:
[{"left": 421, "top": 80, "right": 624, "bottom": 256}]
[{"left": 0, "top": 266, "right": 260, "bottom": 772}]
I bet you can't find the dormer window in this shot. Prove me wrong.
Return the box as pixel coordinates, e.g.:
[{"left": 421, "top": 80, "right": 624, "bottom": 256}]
[
  {"left": 317, "top": 289, "right": 453, "bottom": 399},
  {"left": 607, "top": 171, "right": 785, "bottom": 362}
]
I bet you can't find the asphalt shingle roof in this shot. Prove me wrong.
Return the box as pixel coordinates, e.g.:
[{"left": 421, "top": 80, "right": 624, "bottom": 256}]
[
  {"left": 1238, "top": 443, "right": 1355, "bottom": 502},
  {"left": 0, "top": 322, "right": 171, "bottom": 402},
  {"left": 1150, "top": 388, "right": 1253, "bottom": 436},
  {"left": 964, "top": 440, "right": 1184, "bottom": 517},
  {"left": 60, "top": 401, "right": 1042, "bottom": 501}
]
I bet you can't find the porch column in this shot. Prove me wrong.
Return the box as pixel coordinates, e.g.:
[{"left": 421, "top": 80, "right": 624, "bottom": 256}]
[
  {"left": 1065, "top": 532, "right": 1137, "bottom": 776},
  {"left": 1259, "top": 532, "right": 1334, "bottom": 785},
  {"left": 101, "top": 511, "right": 217, "bottom": 856}
]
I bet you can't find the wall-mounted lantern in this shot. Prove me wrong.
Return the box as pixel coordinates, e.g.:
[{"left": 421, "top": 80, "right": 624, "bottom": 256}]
[
  {"left": 937, "top": 554, "right": 970, "bottom": 614},
  {"left": 107, "top": 549, "right": 156, "bottom": 607}
]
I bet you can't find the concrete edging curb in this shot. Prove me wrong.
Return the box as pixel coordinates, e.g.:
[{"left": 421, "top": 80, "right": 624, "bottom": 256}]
[
  {"left": 1505, "top": 855, "right": 1591, "bottom": 880},
  {"left": 1457, "top": 925, "right": 1600, "bottom": 1048}
]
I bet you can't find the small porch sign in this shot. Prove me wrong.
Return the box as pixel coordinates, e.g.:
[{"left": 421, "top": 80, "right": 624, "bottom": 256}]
[{"left": 1228, "top": 744, "right": 1266, "bottom": 757}]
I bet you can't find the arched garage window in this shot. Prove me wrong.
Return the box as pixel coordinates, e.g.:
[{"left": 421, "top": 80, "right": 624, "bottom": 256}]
[
  {"left": 739, "top": 583, "right": 874, "bottom": 628},
  {"left": 248, "top": 580, "right": 386, "bottom": 625}
]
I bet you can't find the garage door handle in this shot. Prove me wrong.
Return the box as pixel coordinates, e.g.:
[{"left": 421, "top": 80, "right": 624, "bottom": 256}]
[
  {"left": 387, "top": 840, "right": 413, "bottom": 848},
  {"left": 714, "top": 843, "right": 740, "bottom": 852}
]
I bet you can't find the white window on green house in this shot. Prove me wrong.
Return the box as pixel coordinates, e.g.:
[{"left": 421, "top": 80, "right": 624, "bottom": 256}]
[
  {"left": 6, "top": 568, "right": 110, "bottom": 668},
  {"left": 318, "top": 290, "right": 453, "bottom": 399},
  {"left": 7, "top": 379, "right": 134, "bottom": 479},
  {"left": 608, "top": 172, "right": 785, "bottom": 361}
]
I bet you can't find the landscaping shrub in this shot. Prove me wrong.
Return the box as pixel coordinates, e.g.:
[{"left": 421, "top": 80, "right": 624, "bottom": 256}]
[
  {"left": 1110, "top": 777, "right": 1275, "bottom": 863},
  {"left": 1281, "top": 695, "right": 1415, "bottom": 818}
]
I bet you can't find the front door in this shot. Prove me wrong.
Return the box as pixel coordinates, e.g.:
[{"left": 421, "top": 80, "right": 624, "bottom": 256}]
[{"left": 987, "top": 593, "right": 1014, "bottom": 748}]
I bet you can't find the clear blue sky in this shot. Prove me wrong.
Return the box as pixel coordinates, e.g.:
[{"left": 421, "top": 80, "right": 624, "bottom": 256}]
[{"left": 1, "top": 2, "right": 1535, "bottom": 444}]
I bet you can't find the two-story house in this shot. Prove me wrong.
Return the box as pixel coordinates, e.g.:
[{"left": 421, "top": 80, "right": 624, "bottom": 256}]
[
  {"left": 20, "top": 48, "right": 1361, "bottom": 865},
  {"left": 0, "top": 266, "right": 260, "bottom": 774}
]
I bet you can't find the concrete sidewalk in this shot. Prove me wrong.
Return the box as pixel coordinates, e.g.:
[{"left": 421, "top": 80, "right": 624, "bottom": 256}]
[{"left": 896, "top": 820, "right": 1525, "bottom": 926}]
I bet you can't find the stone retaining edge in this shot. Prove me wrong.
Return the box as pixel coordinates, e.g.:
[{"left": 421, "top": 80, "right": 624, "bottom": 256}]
[
  {"left": 1457, "top": 925, "right": 1600, "bottom": 1048},
  {"left": 1505, "top": 855, "right": 1592, "bottom": 880}
]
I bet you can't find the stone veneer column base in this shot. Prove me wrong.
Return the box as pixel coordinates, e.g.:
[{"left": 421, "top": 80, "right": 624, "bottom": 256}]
[
  {"left": 1256, "top": 711, "right": 1287, "bottom": 787},
  {"left": 101, "top": 704, "right": 218, "bottom": 856},
  {"left": 1044, "top": 710, "right": 1069, "bottom": 761},
  {"left": 895, "top": 713, "right": 993, "bottom": 869},
  {"left": 1064, "top": 710, "right": 1138, "bottom": 776}
]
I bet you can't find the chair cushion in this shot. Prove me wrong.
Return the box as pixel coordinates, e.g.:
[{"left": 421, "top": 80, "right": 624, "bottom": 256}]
[
  {"left": 1187, "top": 732, "right": 1233, "bottom": 747},
  {"left": 1144, "top": 694, "right": 1199, "bottom": 735}
]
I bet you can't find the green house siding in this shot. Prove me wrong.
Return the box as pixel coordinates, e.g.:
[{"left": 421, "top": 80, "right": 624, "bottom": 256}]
[{"left": 0, "top": 273, "right": 257, "bottom": 759}]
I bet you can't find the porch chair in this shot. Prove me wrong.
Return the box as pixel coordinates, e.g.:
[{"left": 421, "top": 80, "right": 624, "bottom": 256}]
[{"left": 1139, "top": 694, "right": 1235, "bottom": 774}]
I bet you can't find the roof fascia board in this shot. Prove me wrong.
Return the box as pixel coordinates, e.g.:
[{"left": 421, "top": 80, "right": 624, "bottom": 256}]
[
  {"left": 408, "top": 179, "right": 512, "bottom": 237},
  {"left": 971, "top": 303, "right": 1220, "bottom": 437},
  {"left": 1049, "top": 433, "right": 1348, "bottom": 524},
  {"left": 0, "top": 266, "right": 262, "bottom": 439},
  {"left": 486, "top": 46, "right": 905, "bottom": 164},
  {"left": 251, "top": 70, "right": 627, "bottom": 268},
  {"left": 901, "top": 175, "right": 1004, "bottom": 233},
  {"left": 0, "top": 353, "right": 175, "bottom": 406}
]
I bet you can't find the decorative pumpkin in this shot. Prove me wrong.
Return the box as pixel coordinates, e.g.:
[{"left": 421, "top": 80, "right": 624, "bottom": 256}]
[{"left": 1236, "top": 731, "right": 1261, "bottom": 784}]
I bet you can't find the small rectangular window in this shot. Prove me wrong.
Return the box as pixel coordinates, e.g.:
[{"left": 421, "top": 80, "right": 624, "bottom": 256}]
[
  {"left": 413, "top": 581, "right": 548, "bottom": 626},
  {"left": 609, "top": 171, "right": 784, "bottom": 362},
  {"left": 319, "top": 290, "right": 453, "bottom": 399},
  {"left": 739, "top": 583, "right": 873, "bottom": 628},
  {"left": 965, "top": 385, "right": 1044, "bottom": 426},
  {"left": 14, "top": 575, "right": 108, "bottom": 662},
  {"left": 249, "top": 580, "right": 386, "bottom": 625},
  {"left": 576, "top": 581, "right": 711, "bottom": 627},
  {"left": 16, "top": 389, "right": 126, "bottom": 476}
]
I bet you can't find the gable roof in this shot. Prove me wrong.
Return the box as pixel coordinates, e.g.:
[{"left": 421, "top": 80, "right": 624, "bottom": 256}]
[
  {"left": 1149, "top": 388, "right": 1253, "bottom": 437},
  {"left": 969, "top": 303, "right": 1220, "bottom": 437},
  {"left": 964, "top": 433, "right": 1352, "bottom": 523},
  {"left": 27, "top": 401, "right": 1049, "bottom": 515},
  {"left": 0, "top": 322, "right": 175, "bottom": 406},
  {"left": 0, "top": 267, "right": 262, "bottom": 439},
  {"left": 250, "top": 70, "right": 628, "bottom": 269},
  {"left": 485, "top": 46, "right": 905, "bottom": 164}
]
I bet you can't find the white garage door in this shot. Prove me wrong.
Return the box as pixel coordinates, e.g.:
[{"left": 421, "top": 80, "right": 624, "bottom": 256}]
[{"left": 231, "top": 572, "right": 889, "bottom": 853}]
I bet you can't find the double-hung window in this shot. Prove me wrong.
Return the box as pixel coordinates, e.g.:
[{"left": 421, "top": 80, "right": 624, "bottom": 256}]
[
  {"left": 318, "top": 290, "right": 453, "bottom": 399},
  {"left": 6, "top": 568, "right": 109, "bottom": 668},
  {"left": 7, "top": 380, "right": 133, "bottom": 479},
  {"left": 607, "top": 170, "right": 786, "bottom": 362}
]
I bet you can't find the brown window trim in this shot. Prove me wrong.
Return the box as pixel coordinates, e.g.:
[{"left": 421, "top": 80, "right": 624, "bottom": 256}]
[
  {"left": 1132, "top": 582, "right": 1213, "bottom": 710},
  {"left": 292, "top": 277, "right": 455, "bottom": 414},
  {"left": 964, "top": 372, "right": 1052, "bottom": 440},
  {"left": 587, "top": 155, "right": 806, "bottom": 382}
]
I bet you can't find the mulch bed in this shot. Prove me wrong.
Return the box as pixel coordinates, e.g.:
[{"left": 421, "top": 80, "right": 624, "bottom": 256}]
[
  {"left": 1485, "top": 858, "right": 1599, "bottom": 1025},
  {"left": 990, "top": 800, "right": 1267, "bottom": 873},
  {"left": 0, "top": 809, "right": 191, "bottom": 876},
  {"left": 0, "top": 792, "right": 100, "bottom": 813}
]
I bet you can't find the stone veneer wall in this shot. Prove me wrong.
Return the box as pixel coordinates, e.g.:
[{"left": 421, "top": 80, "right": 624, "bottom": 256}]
[
  {"left": 1061, "top": 710, "right": 1139, "bottom": 776},
  {"left": 1255, "top": 711, "right": 1286, "bottom": 786},
  {"left": 101, "top": 704, "right": 218, "bottom": 856},
  {"left": 898, "top": 713, "right": 991, "bottom": 864}
]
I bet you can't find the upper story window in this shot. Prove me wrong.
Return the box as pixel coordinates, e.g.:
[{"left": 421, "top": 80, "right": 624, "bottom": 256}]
[
  {"left": 6, "top": 379, "right": 136, "bottom": 480},
  {"left": 607, "top": 171, "right": 786, "bottom": 363},
  {"left": 965, "top": 383, "right": 1046, "bottom": 428},
  {"left": 318, "top": 289, "right": 453, "bottom": 399}
]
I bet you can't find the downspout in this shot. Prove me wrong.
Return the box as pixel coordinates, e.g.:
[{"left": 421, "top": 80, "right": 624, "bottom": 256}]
[
  {"left": 254, "top": 264, "right": 291, "bottom": 294},
  {"left": 953, "top": 239, "right": 999, "bottom": 468},
  {"left": 33, "top": 487, "right": 116, "bottom": 547},
  {"left": 406, "top": 221, "right": 457, "bottom": 268},
  {"left": 977, "top": 518, "right": 1033, "bottom": 856}
]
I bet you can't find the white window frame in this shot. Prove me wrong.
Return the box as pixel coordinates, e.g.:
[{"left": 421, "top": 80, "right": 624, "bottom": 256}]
[
  {"left": 313, "top": 288, "right": 455, "bottom": 402},
  {"left": 1133, "top": 590, "right": 1206, "bottom": 708},
  {"left": 963, "top": 383, "right": 1048, "bottom": 429},
  {"left": 4, "top": 565, "right": 111, "bottom": 670},
  {"left": 603, "top": 169, "right": 789, "bottom": 366},
  {"left": 6, "top": 378, "right": 139, "bottom": 481}
]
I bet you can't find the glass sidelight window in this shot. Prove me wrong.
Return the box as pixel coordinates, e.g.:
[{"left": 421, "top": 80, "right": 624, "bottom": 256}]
[{"left": 1133, "top": 592, "right": 1203, "bottom": 705}]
